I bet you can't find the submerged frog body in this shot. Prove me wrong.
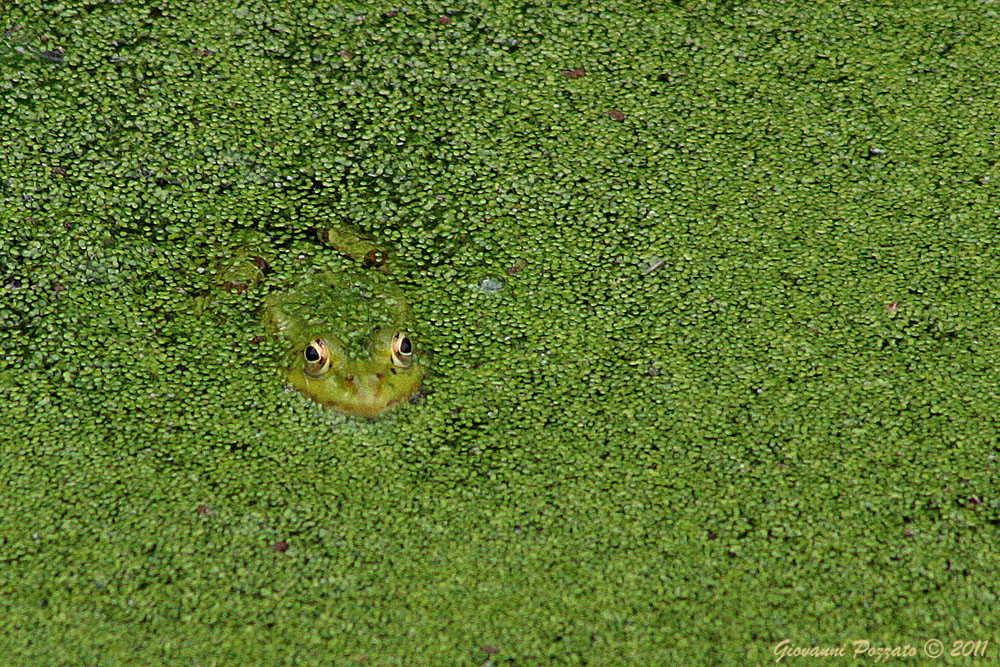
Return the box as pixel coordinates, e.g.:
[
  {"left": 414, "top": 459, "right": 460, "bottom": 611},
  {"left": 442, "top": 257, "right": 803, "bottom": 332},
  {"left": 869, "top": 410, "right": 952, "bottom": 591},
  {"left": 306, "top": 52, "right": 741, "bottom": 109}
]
[
  {"left": 264, "top": 261, "right": 424, "bottom": 418},
  {"left": 202, "top": 223, "right": 424, "bottom": 417}
]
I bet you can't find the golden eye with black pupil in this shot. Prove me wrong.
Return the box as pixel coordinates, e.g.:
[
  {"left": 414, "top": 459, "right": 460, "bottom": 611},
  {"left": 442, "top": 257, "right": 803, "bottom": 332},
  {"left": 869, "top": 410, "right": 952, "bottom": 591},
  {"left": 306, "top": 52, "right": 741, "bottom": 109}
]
[
  {"left": 390, "top": 332, "right": 413, "bottom": 368},
  {"left": 303, "top": 338, "right": 332, "bottom": 377}
]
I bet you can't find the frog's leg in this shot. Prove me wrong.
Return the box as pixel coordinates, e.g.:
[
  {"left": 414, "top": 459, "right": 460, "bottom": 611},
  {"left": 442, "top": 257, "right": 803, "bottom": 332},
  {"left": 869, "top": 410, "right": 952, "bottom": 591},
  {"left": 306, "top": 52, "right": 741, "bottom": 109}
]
[
  {"left": 193, "top": 230, "right": 272, "bottom": 313},
  {"left": 316, "top": 224, "right": 391, "bottom": 273},
  {"left": 216, "top": 251, "right": 271, "bottom": 292}
]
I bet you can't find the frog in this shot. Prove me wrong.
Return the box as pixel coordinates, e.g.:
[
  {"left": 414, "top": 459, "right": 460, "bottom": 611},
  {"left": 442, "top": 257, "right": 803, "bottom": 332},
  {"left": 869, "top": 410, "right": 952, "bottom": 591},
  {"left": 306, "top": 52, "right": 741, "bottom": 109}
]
[
  {"left": 208, "top": 224, "right": 425, "bottom": 418},
  {"left": 265, "top": 226, "right": 425, "bottom": 417}
]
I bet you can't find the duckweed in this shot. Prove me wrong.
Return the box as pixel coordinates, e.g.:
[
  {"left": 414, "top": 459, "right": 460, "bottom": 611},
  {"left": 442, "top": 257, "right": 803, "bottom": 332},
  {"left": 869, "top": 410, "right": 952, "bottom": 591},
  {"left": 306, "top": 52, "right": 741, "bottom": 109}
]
[{"left": 2, "top": 0, "right": 999, "bottom": 664}]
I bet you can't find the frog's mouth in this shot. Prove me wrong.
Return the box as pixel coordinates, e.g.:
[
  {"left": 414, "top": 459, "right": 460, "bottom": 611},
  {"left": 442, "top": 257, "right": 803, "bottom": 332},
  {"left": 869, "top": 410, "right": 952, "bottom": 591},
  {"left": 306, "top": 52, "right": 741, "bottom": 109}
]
[{"left": 288, "top": 364, "right": 424, "bottom": 418}]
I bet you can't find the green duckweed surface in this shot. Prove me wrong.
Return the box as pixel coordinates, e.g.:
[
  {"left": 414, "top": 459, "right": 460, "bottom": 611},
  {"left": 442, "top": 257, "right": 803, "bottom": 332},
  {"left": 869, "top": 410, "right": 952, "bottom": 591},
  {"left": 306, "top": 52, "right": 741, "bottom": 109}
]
[{"left": 2, "top": 1, "right": 999, "bottom": 664}]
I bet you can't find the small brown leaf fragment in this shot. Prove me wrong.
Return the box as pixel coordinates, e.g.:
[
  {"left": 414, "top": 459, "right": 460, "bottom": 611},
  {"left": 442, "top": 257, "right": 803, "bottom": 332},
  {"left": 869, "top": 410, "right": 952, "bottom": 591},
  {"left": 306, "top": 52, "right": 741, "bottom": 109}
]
[
  {"left": 362, "top": 248, "right": 387, "bottom": 269},
  {"left": 251, "top": 256, "right": 271, "bottom": 275},
  {"left": 506, "top": 260, "right": 526, "bottom": 275}
]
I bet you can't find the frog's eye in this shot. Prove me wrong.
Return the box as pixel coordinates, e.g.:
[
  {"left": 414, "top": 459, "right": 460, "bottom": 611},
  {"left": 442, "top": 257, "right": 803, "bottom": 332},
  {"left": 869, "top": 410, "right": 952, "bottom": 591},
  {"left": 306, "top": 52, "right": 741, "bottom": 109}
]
[
  {"left": 390, "top": 332, "right": 414, "bottom": 369},
  {"left": 303, "top": 338, "right": 332, "bottom": 377}
]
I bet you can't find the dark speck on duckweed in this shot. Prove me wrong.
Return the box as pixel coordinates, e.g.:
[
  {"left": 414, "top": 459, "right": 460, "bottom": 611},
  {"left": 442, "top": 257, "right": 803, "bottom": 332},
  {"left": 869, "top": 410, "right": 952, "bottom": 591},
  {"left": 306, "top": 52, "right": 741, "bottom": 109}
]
[{"left": 3, "top": 0, "right": 1000, "bottom": 664}]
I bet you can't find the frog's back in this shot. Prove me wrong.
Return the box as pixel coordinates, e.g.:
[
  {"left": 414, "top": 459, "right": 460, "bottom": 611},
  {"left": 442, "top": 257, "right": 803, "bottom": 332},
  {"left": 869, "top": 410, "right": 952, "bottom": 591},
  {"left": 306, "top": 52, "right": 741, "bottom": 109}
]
[{"left": 268, "top": 268, "right": 411, "bottom": 358}]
